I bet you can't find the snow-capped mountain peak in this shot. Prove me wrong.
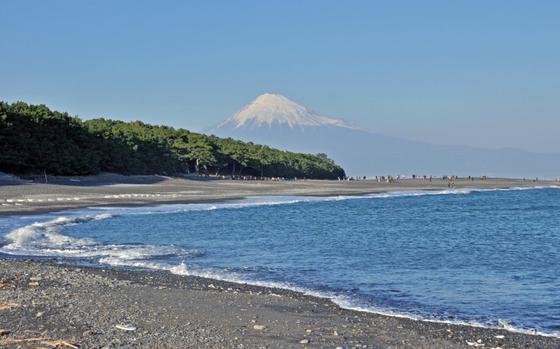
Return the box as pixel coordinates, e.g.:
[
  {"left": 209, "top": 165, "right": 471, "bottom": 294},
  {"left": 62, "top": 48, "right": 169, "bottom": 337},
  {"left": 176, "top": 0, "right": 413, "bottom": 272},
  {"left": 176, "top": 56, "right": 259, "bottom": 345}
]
[
  {"left": 217, "top": 93, "right": 354, "bottom": 130},
  {"left": 206, "top": 93, "right": 560, "bottom": 177}
]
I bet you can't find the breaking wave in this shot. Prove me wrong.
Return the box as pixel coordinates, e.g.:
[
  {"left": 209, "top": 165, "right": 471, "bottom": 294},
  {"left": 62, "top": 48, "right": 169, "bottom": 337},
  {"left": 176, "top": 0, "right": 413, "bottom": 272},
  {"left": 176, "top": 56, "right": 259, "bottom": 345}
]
[
  {"left": 2, "top": 185, "right": 558, "bottom": 259},
  {"left": 0, "top": 213, "right": 202, "bottom": 262},
  {"left": 1, "top": 185, "right": 559, "bottom": 338}
]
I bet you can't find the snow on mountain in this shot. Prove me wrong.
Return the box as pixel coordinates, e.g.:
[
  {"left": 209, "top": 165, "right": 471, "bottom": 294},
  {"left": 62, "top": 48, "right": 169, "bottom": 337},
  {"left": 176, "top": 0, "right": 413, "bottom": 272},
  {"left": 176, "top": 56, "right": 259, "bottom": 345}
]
[
  {"left": 216, "top": 93, "right": 355, "bottom": 130},
  {"left": 208, "top": 94, "right": 560, "bottom": 178}
]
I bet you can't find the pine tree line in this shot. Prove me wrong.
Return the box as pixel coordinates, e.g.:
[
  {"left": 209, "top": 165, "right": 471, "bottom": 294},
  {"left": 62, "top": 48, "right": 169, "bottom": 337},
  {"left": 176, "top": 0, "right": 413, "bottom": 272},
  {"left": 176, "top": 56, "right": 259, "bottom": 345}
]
[{"left": 0, "top": 101, "right": 345, "bottom": 179}]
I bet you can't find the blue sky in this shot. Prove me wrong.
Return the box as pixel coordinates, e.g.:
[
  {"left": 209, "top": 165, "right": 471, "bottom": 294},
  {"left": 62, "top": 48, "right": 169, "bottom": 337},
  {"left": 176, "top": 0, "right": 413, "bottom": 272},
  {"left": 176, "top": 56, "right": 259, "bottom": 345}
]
[{"left": 1, "top": 1, "right": 559, "bottom": 153}]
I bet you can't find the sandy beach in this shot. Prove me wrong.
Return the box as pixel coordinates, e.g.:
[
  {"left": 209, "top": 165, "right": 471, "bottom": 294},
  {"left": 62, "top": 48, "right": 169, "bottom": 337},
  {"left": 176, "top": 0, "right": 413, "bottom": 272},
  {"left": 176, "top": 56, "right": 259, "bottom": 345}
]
[
  {"left": 1, "top": 176, "right": 559, "bottom": 348},
  {"left": 0, "top": 174, "right": 556, "bottom": 216}
]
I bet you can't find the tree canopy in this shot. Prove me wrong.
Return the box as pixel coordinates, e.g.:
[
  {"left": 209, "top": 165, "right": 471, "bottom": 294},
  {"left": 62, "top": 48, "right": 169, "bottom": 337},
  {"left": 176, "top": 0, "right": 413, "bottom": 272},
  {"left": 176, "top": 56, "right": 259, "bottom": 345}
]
[{"left": 0, "top": 101, "right": 346, "bottom": 179}]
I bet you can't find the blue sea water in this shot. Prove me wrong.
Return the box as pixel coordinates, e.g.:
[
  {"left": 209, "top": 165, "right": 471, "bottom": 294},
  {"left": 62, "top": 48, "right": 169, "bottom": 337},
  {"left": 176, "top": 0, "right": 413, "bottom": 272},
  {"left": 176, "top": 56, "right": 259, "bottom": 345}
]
[{"left": 1, "top": 187, "right": 559, "bottom": 336}]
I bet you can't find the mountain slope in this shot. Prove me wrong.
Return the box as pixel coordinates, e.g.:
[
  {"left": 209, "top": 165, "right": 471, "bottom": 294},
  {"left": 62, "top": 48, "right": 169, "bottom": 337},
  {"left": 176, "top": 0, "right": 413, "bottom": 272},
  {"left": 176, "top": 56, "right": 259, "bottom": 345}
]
[
  {"left": 217, "top": 93, "right": 354, "bottom": 130},
  {"left": 209, "top": 94, "right": 560, "bottom": 178}
]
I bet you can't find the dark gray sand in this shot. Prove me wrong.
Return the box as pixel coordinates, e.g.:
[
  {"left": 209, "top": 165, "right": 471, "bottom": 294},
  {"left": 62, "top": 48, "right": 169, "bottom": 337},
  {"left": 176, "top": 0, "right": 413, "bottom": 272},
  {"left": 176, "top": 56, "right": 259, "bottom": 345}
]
[
  {"left": 1, "top": 259, "right": 558, "bottom": 349},
  {"left": 1, "top": 174, "right": 556, "bottom": 216},
  {"left": 2, "top": 176, "right": 559, "bottom": 348}
]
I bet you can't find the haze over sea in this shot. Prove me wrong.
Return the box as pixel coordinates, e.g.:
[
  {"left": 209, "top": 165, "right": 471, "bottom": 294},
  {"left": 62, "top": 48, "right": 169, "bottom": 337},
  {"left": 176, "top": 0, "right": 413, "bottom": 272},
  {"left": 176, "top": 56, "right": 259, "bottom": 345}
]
[{"left": 1, "top": 186, "right": 559, "bottom": 337}]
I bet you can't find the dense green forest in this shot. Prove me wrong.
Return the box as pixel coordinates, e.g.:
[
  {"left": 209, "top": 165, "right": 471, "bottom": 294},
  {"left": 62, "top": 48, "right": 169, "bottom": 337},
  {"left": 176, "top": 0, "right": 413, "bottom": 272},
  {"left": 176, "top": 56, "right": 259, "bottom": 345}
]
[{"left": 0, "top": 101, "right": 345, "bottom": 179}]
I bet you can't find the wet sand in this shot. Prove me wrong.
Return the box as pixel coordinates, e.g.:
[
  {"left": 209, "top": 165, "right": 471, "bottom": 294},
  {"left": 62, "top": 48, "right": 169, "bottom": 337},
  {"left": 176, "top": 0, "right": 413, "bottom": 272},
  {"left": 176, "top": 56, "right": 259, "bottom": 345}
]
[
  {"left": 0, "top": 174, "right": 556, "bottom": 216},
  {"left": 1, "top": 259, "right": 559, "bottom": 349}
]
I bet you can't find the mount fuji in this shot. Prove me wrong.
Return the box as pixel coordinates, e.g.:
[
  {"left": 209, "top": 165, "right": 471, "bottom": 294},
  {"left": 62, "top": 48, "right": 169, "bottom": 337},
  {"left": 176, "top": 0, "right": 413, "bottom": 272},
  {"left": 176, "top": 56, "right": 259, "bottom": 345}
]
[
  {"left": 215, "top": 93, "right": 355, "bottom": 130},
  {"left": 208, "top": 93, "right": 560, "bottom": 178}
]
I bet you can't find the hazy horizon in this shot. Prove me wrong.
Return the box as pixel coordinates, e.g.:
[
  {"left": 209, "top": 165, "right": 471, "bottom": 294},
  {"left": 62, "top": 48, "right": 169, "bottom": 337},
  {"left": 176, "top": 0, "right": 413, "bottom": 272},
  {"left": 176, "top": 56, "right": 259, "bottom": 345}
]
[{"left": 2, "top": 1, "right": 559, "bottom": 154}]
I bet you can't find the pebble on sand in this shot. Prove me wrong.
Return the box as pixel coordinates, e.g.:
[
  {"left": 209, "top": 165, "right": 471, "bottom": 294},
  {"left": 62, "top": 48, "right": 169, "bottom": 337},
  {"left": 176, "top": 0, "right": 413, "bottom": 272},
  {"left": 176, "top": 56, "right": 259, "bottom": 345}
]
[
  {"left": 466, "top": 340, "right": 485, "bottom": 347},
  {"left": 115, "top": 324, "right": 137, "bottom": 331}
]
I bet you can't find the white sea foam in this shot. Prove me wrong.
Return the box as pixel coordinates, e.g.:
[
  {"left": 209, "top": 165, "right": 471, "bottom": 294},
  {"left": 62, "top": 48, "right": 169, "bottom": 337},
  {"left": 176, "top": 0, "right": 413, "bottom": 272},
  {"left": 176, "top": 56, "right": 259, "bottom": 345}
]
[
  {"left": 199, "top": 267, "right": 558, "bottom": 338},
  {"left": 81, "top": 185, "right": 560, "bottom": 218},
  {"left": 4, "top": 185, "right": 556, "bottom": 256},
  {"left": 99, "top": 257, "right": 189, "bottom": 276},
  {"left": 0, "top": 213, "right": 201, "bottom": 262},
  {"left": 2, "top": 185, "right": 559, "bottom": 338},
  {"left": 94, "top": 256, "right": 560, "bottom": 338},
  {"left": 4, "top": 214, "right": 111, "bottom": 248},
  {"left": 330, "top": 294, "right": 560, "bottom": 338}
]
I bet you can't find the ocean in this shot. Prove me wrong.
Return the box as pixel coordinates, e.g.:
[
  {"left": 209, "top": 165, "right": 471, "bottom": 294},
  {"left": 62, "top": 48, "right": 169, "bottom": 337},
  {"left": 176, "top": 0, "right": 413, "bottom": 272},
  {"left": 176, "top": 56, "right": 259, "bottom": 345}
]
[{"left": 1, "top": 187, "right": 559, "bottom": 337}]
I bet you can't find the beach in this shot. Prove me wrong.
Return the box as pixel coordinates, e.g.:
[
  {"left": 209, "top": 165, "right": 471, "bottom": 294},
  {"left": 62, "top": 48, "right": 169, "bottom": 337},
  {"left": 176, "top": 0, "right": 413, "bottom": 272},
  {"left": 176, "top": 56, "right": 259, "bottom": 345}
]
[
  {"left": 0, "top": 174, "right": 555, "bottom": 216},
  {"left": 1, "top": 259, "right": 559, "bottom": 349},
  {"left": 1, "top": 176, "right": 560, "bottom": 348}
]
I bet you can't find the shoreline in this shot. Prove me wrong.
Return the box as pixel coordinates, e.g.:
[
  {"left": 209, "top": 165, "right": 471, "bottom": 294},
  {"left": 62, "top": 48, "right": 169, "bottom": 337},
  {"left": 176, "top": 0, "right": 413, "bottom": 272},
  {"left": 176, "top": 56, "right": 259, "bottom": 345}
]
[
  {"left": 1, "top": 258, "right": 559, "bottom": 349},
  {"left": 66, "top": 252, "right": 560, "bottom": 339},
  {"left": 1, "top": 175, "right": 557, "bottom": 217},
  {"left": 2, "top": 177, "right": 560, "bottom": 347},
  {"left": 2, "top": 250, "right": 559, "bottom": 341}
]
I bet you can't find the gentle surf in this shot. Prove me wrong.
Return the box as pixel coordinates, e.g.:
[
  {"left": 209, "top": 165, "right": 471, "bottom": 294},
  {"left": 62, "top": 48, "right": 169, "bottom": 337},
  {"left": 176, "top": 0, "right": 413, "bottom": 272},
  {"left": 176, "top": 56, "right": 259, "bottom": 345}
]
[{"left": 1, "top": 186, "right": 559, "bottom": 337}]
